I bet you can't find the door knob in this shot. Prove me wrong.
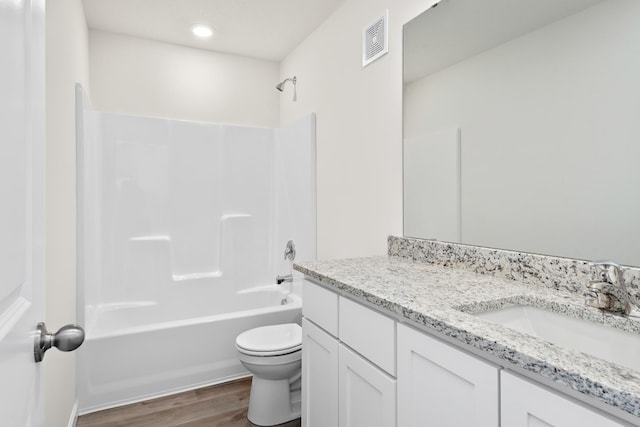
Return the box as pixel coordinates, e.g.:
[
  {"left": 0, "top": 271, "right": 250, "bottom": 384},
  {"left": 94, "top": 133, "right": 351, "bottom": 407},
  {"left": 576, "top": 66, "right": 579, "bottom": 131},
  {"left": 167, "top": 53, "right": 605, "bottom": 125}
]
[{"left": 34, "top": 322, "right": 85, "bottom": 363}]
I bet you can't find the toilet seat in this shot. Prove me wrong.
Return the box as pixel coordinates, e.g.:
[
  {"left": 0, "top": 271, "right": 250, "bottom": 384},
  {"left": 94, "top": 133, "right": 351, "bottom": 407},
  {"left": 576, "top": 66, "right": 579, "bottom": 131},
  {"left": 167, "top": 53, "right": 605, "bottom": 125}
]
[{"left": 236, "top": 323, "right": 302, "bottom": 357}]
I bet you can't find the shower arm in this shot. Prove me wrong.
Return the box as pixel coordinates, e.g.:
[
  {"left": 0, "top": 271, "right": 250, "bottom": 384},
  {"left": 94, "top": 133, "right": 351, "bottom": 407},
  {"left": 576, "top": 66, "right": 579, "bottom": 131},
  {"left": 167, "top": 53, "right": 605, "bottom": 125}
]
[
  {"left": 276, "top": 76, "right": 296, "bottom": 91},
  {"left": 275, "top": 76, "right": 297, "bottom": 102}
]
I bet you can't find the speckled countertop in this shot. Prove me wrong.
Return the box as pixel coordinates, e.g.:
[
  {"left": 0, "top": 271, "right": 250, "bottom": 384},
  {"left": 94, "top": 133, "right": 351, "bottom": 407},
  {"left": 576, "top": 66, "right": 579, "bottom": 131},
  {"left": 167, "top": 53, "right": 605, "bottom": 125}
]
[{"left": 294, "top": 254, "right": 640, "bottom": 422}]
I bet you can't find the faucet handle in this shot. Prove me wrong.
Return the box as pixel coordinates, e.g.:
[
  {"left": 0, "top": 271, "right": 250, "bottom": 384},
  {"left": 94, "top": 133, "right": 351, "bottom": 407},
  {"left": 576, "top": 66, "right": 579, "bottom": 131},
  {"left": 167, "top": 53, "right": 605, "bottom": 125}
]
[
  {"left": 284, "top": 240, "right": 296, "bottom": 261},
  {"left": 586, "top": 260, "right": 636, "bottom": 315},
  {"left": 590, "top": 260, "right": 623, "bottom": 285}
]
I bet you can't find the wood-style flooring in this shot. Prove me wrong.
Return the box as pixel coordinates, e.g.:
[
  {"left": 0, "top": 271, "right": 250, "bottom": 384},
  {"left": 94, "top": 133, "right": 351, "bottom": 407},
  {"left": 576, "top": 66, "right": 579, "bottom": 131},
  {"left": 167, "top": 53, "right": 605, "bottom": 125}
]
[{"left": 76, "top": 378, "right": 301, "bottom": 427}]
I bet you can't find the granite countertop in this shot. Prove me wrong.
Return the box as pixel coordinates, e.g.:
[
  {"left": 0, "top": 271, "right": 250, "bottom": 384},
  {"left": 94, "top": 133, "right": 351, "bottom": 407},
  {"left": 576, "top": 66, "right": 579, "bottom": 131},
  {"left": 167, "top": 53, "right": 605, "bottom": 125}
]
[{"left": 294, "top": 255, "right": 640, "bottom": 421}]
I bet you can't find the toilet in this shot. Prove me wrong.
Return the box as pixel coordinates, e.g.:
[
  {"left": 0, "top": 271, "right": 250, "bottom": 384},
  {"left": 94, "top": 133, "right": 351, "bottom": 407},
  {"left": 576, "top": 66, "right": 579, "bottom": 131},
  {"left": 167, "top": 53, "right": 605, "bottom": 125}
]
[{"left": 236, "top": 323, "right": 302, "bottom": 426}]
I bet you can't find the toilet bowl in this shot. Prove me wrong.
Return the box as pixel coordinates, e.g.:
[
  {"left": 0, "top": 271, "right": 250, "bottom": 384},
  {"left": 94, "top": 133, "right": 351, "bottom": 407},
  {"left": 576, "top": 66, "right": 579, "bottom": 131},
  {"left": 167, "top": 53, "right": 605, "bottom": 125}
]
[{"left": 236, "top": 323, "right": 302, "bottom": 426}]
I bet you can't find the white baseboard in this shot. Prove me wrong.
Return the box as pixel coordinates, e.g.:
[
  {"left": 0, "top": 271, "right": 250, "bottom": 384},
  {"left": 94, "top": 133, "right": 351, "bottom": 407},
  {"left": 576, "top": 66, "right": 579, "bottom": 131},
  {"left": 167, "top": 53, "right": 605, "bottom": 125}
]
[{"left": 67, "top": 400, "right": 79, "bottom": 427}]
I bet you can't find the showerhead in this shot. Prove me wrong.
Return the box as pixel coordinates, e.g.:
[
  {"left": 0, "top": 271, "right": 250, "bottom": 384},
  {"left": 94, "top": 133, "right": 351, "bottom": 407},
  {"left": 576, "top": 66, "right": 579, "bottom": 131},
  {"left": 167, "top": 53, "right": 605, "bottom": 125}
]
[
  {"left": 275, "top": 76, "right": 296, "bottom": 92},
  {"left": 275, "top": 76, "right": 297, "bottom": 101}
]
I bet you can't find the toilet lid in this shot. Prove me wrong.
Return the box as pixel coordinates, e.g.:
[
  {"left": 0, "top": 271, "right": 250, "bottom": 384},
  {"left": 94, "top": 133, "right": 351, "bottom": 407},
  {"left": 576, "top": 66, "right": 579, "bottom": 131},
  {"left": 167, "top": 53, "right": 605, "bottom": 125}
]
[{"left": 236, "top": 323, "right": 302, "bottom": 355}]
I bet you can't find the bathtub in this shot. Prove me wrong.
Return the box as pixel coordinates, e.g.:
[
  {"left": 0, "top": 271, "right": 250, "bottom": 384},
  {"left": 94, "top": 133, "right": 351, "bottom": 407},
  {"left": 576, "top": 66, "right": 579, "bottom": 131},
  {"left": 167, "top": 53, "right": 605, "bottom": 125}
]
[{"left": 77, "top": 281, "right": 302, "bottom": 414}]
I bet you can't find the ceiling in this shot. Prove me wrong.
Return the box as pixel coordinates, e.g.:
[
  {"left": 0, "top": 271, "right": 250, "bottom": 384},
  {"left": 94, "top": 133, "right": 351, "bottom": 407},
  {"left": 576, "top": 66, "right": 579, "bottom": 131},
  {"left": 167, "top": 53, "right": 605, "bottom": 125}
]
[{"left": 81, "top": 0, "right": 346, "bottom": 62}]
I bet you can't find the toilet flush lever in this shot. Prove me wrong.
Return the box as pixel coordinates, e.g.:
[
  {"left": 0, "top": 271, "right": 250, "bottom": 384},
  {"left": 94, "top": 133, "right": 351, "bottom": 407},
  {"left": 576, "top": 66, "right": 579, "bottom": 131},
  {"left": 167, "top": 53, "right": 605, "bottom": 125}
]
[
  {"left": 284, "top": 240, "right": 296, "bottom": 261},
  {"left": 34, "top": 322, "right": 85, "bottom": 363}
]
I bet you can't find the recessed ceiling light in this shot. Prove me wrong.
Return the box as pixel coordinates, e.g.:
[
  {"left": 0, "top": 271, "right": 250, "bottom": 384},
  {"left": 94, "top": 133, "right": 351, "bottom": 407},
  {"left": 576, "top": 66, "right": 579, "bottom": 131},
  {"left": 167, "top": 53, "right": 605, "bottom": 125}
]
[{"left": 191, "top": 25, "right": 214, "bottom": 38}]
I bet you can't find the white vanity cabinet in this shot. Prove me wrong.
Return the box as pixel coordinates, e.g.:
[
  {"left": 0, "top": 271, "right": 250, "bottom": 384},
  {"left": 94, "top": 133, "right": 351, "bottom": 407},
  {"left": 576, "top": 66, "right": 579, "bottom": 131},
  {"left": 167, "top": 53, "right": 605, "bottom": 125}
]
[
  {"left": 339, "top": 296, "right": 396, "bottom": 376},
  {"left": 501, "top": 372, "right": 628, "bottom": 427},
  {"left": 302, "top": 279, "right": 633, "bottom": 427},
  {"left": 302, "top": 280, "right": 396, "bottom": 427},
  {"left": 397, "top": 323, "right": 500, "bottom": 426},
  {"left": 338, "top": 294, "right": 397, "bottom": 427},
  {"left": 302, "top": 318, "right": 339, "bottom": 427},
  {"left": 301, "top": 281, "right": 339, "bottom": 427}
]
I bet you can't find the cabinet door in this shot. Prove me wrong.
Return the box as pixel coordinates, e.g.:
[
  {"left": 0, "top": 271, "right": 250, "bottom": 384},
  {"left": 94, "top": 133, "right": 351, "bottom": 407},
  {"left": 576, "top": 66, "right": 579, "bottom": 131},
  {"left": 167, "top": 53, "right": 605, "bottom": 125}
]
[
  {"left": 302, "top": 318, "right": 339, "bottom": 427},
  {"left": 397, "top": 324, "right": 499, "bottom": 427},
  {"left": 501, "top": 372, "right": 627, "bottom": 427},
  {"left": 339, "top": 344, "right": 396, "bottom": 427}
]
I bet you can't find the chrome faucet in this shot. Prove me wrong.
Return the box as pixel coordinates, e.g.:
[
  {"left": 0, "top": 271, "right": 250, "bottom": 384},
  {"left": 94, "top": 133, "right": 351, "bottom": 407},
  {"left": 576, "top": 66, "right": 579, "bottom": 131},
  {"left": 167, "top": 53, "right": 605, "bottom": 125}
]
[
  {"left": 276, "top": 274, "right": 293, "bottom": 285},
  {"left": 585, "top": 260, "right": 638, "bottom": 315},
  {"left": 276, "top": 241, "right": 296, "bottom": 285}
]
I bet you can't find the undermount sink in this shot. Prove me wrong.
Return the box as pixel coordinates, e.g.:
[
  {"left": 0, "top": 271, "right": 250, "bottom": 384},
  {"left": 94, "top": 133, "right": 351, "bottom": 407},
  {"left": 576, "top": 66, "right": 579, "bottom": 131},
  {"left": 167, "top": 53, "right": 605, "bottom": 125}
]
[{"left": 474, "top": 305, "right": 640, "bottom": 372}]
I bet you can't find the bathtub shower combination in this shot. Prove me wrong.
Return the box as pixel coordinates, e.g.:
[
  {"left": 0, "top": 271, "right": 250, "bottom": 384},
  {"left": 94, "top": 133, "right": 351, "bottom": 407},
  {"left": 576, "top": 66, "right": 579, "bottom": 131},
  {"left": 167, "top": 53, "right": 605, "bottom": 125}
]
[{"left": 75, "top": 87, "right": 316, "bottom": 413}]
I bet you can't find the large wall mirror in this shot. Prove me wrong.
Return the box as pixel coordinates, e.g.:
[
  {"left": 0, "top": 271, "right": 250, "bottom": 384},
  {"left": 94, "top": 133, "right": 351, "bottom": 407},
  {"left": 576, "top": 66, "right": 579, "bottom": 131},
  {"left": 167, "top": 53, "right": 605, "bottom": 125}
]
[{"left": 403, "top": 0, "right": 640, "bottom": 266}]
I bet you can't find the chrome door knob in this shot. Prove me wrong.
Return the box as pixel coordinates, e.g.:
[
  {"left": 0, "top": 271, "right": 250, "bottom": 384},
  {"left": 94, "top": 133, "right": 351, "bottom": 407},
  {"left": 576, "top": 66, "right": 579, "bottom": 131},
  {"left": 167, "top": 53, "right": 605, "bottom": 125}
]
[{"left": 34, "top": 322, "right": 85, "bottom": 363}]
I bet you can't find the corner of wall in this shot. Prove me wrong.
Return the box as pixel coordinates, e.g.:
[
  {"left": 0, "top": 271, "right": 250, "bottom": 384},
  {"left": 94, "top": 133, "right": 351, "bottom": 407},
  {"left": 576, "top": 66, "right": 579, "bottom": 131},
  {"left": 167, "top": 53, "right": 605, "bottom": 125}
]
[
  {"left": 45, "top": 0, "right": 90, "bottom": 426},
  {"left": 277, "top": 0, "right": 436, "bottom": 259}
]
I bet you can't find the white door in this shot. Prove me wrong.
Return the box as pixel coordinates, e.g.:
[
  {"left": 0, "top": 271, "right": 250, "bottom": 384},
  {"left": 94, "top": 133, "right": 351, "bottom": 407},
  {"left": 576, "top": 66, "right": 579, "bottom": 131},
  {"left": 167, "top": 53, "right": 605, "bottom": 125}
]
[
  {"left": 397, "top": 324, "right": 500, "bottom": 427},
  {"left": 302, "top": 318, "right": 339, "bottom": 427},
  {"left": 0, "top": 0, "right": 46, "bottom": 425},
  {"left": 338, "top": 344, "right": 396, "bottom": 427}
]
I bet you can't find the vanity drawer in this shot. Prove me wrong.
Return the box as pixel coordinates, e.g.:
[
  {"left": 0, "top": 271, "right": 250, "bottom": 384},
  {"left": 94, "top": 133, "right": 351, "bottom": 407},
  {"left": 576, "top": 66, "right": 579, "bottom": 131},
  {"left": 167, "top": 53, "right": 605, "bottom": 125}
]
[
  {"left": 339, "top": 296, "right": 396, "bottom": 376},
  {"left": 302, "top": 280, "right": 339, "bottom": 337}
]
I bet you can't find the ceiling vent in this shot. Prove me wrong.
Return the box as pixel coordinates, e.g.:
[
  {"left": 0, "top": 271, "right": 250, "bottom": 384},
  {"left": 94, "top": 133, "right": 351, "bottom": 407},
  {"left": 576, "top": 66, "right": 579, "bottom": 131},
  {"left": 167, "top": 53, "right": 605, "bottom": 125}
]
[{"left": 362, "top": 10, "right": 389, "bottom": 67}]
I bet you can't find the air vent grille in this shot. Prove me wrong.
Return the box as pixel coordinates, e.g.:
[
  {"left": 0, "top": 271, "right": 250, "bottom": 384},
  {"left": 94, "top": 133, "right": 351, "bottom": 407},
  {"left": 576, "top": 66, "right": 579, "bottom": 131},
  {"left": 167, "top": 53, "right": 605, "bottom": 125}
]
[{"left": 362, "top": 10, "right": 389, "bottom": 67}]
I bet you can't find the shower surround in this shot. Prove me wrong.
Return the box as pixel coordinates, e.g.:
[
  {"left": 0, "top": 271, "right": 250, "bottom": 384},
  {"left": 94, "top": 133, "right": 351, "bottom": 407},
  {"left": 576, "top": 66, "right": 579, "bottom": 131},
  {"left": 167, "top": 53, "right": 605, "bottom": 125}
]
[{"left": 75, "top": 87, "right": 316, "bottom": 413}]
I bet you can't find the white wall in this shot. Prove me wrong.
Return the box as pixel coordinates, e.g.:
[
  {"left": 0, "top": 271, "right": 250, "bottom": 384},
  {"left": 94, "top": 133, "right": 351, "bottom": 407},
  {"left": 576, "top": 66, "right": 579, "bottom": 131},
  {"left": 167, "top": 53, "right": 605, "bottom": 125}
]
[
  {"left": 89, "top": 31, "right": 280, "bottom": 128},
  {"left": 87, "top": 0, "right": 439, "bottom": 261},
  {"left": 404, "top": 0, "right": 640, "bottom": 264},
  {"left": 45, "top": 0, "right": 90, "bottom": 425},
  {"left": 279, "top": 0, "right": 436, "bottom": 259}
]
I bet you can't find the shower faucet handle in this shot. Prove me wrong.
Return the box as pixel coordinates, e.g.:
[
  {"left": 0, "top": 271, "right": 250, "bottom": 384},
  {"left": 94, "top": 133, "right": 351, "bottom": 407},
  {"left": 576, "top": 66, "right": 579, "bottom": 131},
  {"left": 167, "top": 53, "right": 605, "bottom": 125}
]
[{"left": 284, "top": 240, "right": 296, "bottom": 261}]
